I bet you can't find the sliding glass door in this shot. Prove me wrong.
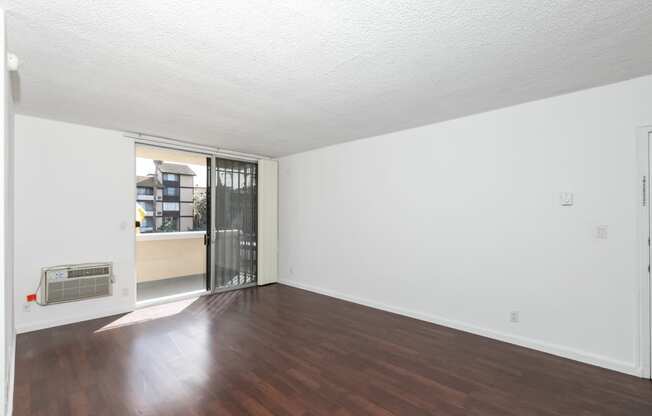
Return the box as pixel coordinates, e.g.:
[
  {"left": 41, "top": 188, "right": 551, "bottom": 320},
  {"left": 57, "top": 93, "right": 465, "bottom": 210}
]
[
  {"left": 134, "top": 144, "right": 258, "bottom": 300},
  {"left": 213, "top": 158, "right": 258, "bottom": 291}
]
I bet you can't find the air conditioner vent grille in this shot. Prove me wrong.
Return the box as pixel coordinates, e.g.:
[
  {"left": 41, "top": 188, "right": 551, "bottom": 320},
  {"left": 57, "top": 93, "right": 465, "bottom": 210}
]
[
  {"left": 40, "top": 262, "right": 113, "bottom": 305},
  {"left": 68, "top": 267, "right": 110, "bottom": 278}
]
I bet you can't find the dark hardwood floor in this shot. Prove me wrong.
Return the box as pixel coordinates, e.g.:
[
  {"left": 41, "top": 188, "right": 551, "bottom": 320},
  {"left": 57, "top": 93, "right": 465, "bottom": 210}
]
[{"left": 13, "top": 284, "right": 652, "bottom": 415}]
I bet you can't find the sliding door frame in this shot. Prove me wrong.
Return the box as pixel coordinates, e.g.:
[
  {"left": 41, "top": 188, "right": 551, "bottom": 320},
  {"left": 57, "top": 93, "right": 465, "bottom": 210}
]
[
  {"left": 637, "top": 126, "right": 652, "bottom": 379},
  {"left": 206, "top": 157, "right": 213, "bottom": 292},
  {"left": 130, "top": 133, "right": 265, "bottom": 300},
  {"left": 133, "top": 141, "right": 215, "bottom": 305},
  {"left": 211, "top": 157, "right": 259, "bottom": 294}
]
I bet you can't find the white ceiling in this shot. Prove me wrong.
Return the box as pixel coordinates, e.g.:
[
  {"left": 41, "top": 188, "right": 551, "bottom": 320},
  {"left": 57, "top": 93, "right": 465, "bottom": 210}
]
[{"left": 4, "top": 1, "right": 652, "bottom": 157}]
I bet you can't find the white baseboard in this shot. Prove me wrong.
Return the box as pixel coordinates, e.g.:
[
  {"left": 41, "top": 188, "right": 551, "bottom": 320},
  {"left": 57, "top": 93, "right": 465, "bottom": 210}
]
[
  {"left": 279, "top": 279, "right": 641, "bottom": 377},
  {"left": 16, "top": 306, "right": 134, "bottom": 334}
]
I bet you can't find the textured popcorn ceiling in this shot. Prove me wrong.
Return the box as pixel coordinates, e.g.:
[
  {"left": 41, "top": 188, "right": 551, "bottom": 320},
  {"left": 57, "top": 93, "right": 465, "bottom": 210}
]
[{"left": 4, "top": 1, "right": 652, "bottom": 157}]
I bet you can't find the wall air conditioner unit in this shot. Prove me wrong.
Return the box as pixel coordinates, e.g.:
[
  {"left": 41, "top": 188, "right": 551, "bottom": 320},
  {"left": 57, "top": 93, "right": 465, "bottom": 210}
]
[
  {"left": 39, "top": 262, "right": 113, "bottom": 305},
  {"left": 156, "top": 195, "right": 162, "bottom": 201}
]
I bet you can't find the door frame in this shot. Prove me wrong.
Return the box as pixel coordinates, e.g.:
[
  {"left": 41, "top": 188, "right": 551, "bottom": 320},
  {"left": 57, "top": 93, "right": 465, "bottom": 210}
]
[
  {"left": 133, "top": 141, "right": 215, "bottom": 306},
  {"left": 637, "top": 126, "right": 652, "bottom": 379},
  {"left": 211, "top": 156, "right": 259, "bottom": 294},
  {"left": 130, "top": 133, "right": 266, "bottom": 303}
]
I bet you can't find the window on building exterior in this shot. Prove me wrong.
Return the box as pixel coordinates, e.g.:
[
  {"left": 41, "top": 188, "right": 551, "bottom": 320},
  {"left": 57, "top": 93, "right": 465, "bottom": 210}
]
[
  {"left": 137, "top": 201, "right": 154, "bottom": 211},
  {"left": 163, "top": 202, "right": 180, "bottom": 211},
  {"left": 140, "top": 217, "right": 154, "bottom": 232},
  {"left": 137, "top": 187, "right": 153, "bottom": 195},
  {"left": 164, "top": 187, "right": 178, "bottom": 196},
  {"left": 163, "top": 173, "right": 179, "bottom": 182}
]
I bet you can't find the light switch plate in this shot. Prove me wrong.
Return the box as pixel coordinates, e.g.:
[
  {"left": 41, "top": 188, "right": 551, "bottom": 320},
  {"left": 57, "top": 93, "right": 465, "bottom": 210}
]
[
  {"left": 596, "top": 225, "right": 608, "bottom": 239},
  {"left": 510, "top": 311, "right": 519, "bottom": 323},
  {"left": 559, "top": 192, "right": 574, "bottom": 206}
]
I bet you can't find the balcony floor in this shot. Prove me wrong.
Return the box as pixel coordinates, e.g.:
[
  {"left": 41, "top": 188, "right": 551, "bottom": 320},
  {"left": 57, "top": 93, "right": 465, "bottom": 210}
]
[{"left": 137, "top": 274, "right": 207, "bottom": 302}]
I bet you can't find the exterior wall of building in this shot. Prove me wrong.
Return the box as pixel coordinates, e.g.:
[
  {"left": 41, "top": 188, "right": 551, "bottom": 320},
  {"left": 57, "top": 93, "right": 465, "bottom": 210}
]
[
  {"left": 180, "top": 217, "right": 194, "bottom": 232},
  {"left": 180, "top": 187, "right": 193, "bottom": 201},
  {"left": 180, "top": 203, "right": 193, "bottom": 217},
  {"left": 137, "top": 167, "right": 197, "bottom": 232}
]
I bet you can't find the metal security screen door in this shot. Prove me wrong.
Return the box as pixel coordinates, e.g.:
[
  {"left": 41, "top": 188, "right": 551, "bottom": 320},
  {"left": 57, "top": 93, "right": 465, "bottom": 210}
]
[{"left": 214, "top": 158, "right": 258, "bottom": 290}]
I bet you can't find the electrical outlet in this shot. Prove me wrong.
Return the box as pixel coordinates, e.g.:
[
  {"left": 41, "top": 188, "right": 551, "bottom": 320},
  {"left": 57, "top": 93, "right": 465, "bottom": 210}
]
[
  {"left": 289, "top": 267, "right": 294, "bottom": 276},
  {"left": 23, "top": 303, "right": 31, "bottom": 313},
  {"left": 510, "top": 311, "right": 519, "bottom": 323}
]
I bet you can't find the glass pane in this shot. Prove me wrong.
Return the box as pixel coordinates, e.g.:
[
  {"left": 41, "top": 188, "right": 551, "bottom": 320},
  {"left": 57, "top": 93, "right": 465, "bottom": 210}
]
[
  {"left": 135, "top": 144, "right": 210, "bottom": 302},
  {"left": 214, "top": 158, "right": 257, "bottom": 289}
]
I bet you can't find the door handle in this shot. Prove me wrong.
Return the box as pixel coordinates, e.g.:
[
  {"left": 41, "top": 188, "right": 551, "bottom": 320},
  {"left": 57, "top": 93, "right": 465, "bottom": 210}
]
[{"left": 643, "top": 176, "right": 647, "bottom": 207}]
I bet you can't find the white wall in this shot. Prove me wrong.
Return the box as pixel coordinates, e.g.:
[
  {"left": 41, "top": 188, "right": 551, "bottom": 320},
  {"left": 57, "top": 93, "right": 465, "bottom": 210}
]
[
  {"left": 14, "top": 115, "right": 135, "bottom": 333},
  {"left": 279, "top": 74, "right": 652, "bottom": 376},
  {"left": 0, "top": 8, "right": 14, "bottom": 415}
]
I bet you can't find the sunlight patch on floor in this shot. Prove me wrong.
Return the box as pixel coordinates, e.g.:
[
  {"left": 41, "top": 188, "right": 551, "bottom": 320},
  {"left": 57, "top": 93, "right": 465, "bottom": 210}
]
[{"left": 95, "top": 297, "right": 199, "bottom": 332}]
